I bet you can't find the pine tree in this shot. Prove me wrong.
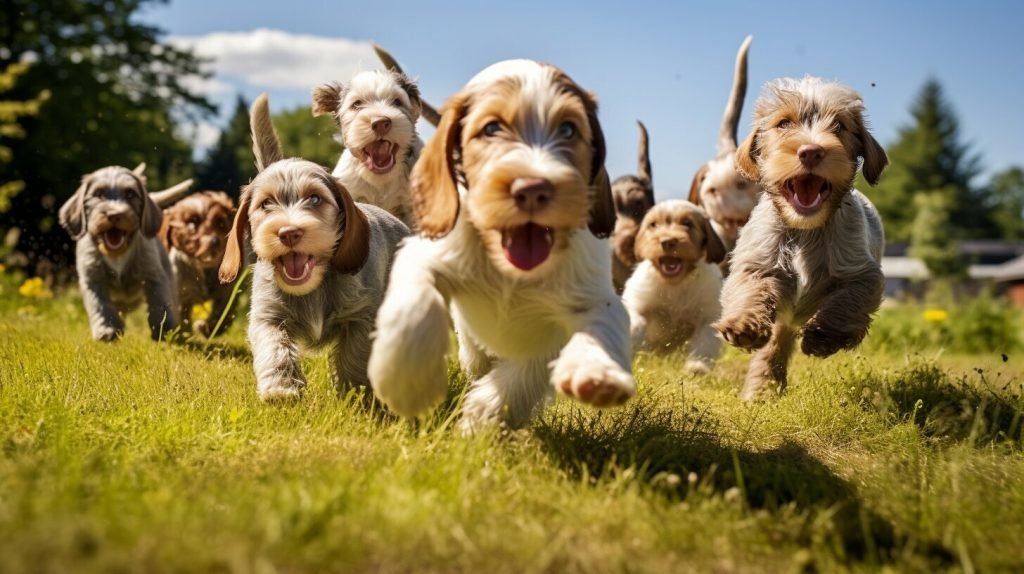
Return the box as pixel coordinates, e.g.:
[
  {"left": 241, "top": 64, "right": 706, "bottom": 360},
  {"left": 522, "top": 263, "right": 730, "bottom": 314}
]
[
  {"left": 908, "top": 193, "right": 966, "bottom": 279},
  {"left": 272, "top": 106, "right": 341, "bottom": 169},
  {"left": 985, "top": 167, "right": 1024, "bottom": 240},
  {"left": 196, "top": 96, "right": 255, "bottom": 197}
]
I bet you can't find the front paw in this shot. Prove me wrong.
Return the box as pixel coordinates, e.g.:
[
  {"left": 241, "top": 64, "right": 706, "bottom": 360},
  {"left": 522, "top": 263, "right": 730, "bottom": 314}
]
[
  {"left": 92, "top": 324, "right": 123, "bottom": 342},
  {"left": 714, "top": 314, "right": 771, "bottom": 351},
  {"left": 551, "top": 347, "right": 635, "bottom": 408},
  {"left": 193, "top": 319, "right": 212, "bottom": 338},
  {"left": 800, "top": 320, "right": 865, "bottom": 358},
  {"left": 257, "top": 373, "right": 306, "bottom": 403}
]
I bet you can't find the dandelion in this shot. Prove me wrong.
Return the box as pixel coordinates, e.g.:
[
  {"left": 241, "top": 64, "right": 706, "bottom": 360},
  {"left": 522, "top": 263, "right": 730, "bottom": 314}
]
[
  {"left": 18, "top": 277, "right": 52, "bottom": 299},
  {"left": 922, "top": 308, "right": 948, "bottom": 322},
  {"left": 0, "top": 263, "right": 6, "bottom": 273},
  {"left": 192, "top": 300, "right": 213, "bottom": 321}
]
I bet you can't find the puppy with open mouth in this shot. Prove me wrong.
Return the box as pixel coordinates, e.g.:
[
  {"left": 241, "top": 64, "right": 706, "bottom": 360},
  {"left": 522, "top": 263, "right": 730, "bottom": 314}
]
[{"left": 622, "top": 200, "right": 726, "bottom": 374}]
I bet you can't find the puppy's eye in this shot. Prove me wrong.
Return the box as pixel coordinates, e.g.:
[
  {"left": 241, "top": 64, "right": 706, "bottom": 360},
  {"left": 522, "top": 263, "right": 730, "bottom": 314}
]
[
  {"left": 556, "top": 121, "right": 577, "bottom": 139},
  {"left": 708, "top": 187, "right": 717, "bottom": 195},
  {"left": 831, "top": 120, "right": 845, "bottom": 133},
  {"left": 777, "top": 119, "right": 793, "bottom": 129},
  {"left": 648, "top": 222, "right": 658, "bottom": 229},
  {"left": 682, "top": 219, "right": 695, "bottom": 229},
  {"left": 392, "top": 98, "right": 402, "bottom": 107},
  {"left": 308, "top": 195, "right": 322, "bottom": 206},
  {"left": 261, "top": 198, "right": 274, "bottom": 210},
  {"left": 482, "top": 121, "right": 502, "bottom": 137},
  {"left": 352, "top": 99, "right": 364, "bottom": 109}
]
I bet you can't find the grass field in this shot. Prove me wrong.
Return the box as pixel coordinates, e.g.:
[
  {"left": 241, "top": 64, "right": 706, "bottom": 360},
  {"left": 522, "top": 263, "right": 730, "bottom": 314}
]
[{"left": 1, "top": 273, "right": 1023, "bottom": 573}]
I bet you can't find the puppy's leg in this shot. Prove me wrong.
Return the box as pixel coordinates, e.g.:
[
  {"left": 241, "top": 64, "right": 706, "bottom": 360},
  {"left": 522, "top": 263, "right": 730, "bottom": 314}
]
[
  {"left": 143, "top": 270, "right": 178, "bottom": 341},
  {"left": 249, "top": 318, "right": 306, "bottom": 401},
  {"left": 199, "top": 290, "right": 236, "bottom": 338},
  {"left": 801, "top": 268, "right": 884, "bottom": 357},
  {"left": 715, "top": 270, "right": 787, "bottom": 351},
  {"left": 550, "top": 296, "right": 635, "bottom": 408},
  {"left": 459, "top": 357, "right": 552, "bottom": 434},
  {"left": 80, "top": 277, "right": 125, "bottom": 341},
  {"left": 332, "top": 320, "right": 373, "bottom": 388},
  {"left": 368, "top": 240, "right": 451, "bottom": 418},
  {"left": 453, "top": 308, "right": 492, "bottom": 379},
  {"left": 685, "top": 322, "right": 721, "bottom": 374},
  {"left": 740, "top": 323, "right": 796, "bottom": 401}
]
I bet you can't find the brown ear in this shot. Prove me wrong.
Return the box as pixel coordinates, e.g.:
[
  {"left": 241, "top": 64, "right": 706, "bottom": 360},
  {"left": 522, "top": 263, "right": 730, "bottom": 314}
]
[
  {"left": 311, "top": 82, "right": 345, "bottom": 120},
  {"left": 583, "top": 93, "right": 614, "bottom": 238},
  {"left": 59, "top": 178, "right": 89, "bottom": 240},
  {"left": 219, "top": 187, "right": 251, "bottom": 283},
  {"left": 735, "top": 131, "right": 760, "bottom": 181},
  {"left": 394, "top": 72, "right": 423, "bottom": 119},
  {"left": 859, "top": 129, "right": 888, "bottom": 186},
  {"left": 632, "top": 214, "right": 650, "bottom": 263},
  {"left": 159, "top": 209, "right": 177, "bottom": 250},
  {"left": 330, "top": 180, "right": 371, "bottom": 274},
  {"left": 410, "top": 91, "right": 465, "bottom": 239},
  {"left": 702, "top": 214, "right": 727, "bottom": 264},
  {"left": 688, "top": 163, "right": 709, "bottom": 205}
]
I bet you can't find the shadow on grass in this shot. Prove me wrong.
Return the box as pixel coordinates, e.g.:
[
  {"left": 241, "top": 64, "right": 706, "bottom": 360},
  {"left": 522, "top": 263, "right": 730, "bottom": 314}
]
[
  {"left": 857, "top": 361, "right": 1024, "bottom": 444},
  {"left": 532, "top": 399, "right": 955, "bottom": 568},
  {"left": 177, "top": 339, "right": 252, "bottom": 362}
]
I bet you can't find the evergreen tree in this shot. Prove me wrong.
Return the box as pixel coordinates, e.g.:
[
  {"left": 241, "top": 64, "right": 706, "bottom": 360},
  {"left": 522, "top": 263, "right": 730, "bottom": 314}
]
[
  {"left": 908, "top": 192, "right": 966, "bottom": 279},
  {"left": 196, "top": 95, "right": 254, "bottom": 196},
  {"left": 984, "top": 166, "right": 1024, "bottom": 241},
  {"left": 272, "top": 106, "right": 341, "bottom": 169}
]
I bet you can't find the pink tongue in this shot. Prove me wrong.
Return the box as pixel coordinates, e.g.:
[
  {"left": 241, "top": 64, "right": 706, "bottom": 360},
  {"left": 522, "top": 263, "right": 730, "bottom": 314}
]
[
  {"left": 367, "top": 141, "right": 392, "bottom": 167},
  {"left": 105, "top": 229, "right": 125, "bottom": 245},
  {"left": 504, "top": 223, "right": 552, "bottom": 271},
  {"left": 283, "top": 252, "right": 312, "bottom": 279},
  {"left": 793, "top": 177, "right": 824, "bottom": 206}
]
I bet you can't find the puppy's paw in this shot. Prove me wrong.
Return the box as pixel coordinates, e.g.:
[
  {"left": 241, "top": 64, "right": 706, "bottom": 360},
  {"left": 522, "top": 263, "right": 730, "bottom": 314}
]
[
  {"left": 714, "top": 315, "right": 771, "bottom": 351},
  {"left": 92, "top": 325, "right": 123, "bottom": 342},
  {"left": 800, "top": 321, "right": 864, "bottom": 358},
  {"left": 551, "top": 347, "right": 635, "bottom": 408},
  {"left": 257, "top": 375, "right": 305, "bottom": 403},
  {"left": 739, "top": 377, "right": 784, "bottom": 402},
  {"left": 685, "top": 359, "right": 713, "bottom": 375}
]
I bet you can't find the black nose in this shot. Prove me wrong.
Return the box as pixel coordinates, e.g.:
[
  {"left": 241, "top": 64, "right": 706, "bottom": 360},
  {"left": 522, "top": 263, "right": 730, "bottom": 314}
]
[
  {"left": 209, "top": 236, "right": 221, "bottom": 248},
  {"left": 510, "top": 178, "right": 554, "bottom": 212},
  {"left": 798, "top": 144, "right": 825, "bottom": 168},
  {"left": 661, "top": 238, "right": 678, "bottom": 250},
  {"left": 278, "top": 227, "right": 304, "bottom": 247},
  {"left": 371, "top": 117, "right": 391, "bottom": 136}
]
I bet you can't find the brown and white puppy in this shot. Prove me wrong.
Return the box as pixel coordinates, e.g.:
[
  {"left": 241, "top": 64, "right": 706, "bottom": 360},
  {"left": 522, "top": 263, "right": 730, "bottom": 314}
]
[
  {"left": 312, "top": 68, "right": 424, "bottom": 226},
  {"left": 688, "top": 36, "right": 759, "bottom": 258},
  {"left": 160, "top": 190, "right": 237, "bottom": 337},
  {"left": 611, "top": 120, "right": 655, "bottom": 292},
  {"left": 220, "top": 93, "right": 410, "bottom": 401},
  {"left": 715, "top": 76, "right": 888, "bottom": 400},
  {"left": 368, "top": 60, "right": 635, "bottom": 432},
  {"left": 59, "top": 164, "right": 192, "bottom": 341},
  {"left": 622, "top": 200, "right": 725, "bottom": 373}
]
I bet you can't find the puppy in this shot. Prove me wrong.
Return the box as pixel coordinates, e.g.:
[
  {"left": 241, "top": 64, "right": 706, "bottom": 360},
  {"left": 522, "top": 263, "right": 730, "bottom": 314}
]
[
  {"left": 622, "top": 200, "right": 725, "bottom": 373},
  {"left": 220, "top": 93, "right": 410, "bottom": 401},
  {"left": 160, "top": 190, "right": 237, "bottom": 338},
  {"left": 312, "top": 68, "right": 424, "bottom": 227},
  {"left": 715, "top": 77, "right": 888, "bottom": 400},
  {"left": 611, "top": 121, "right": 655, "bottom": 292},
  {"left": 59, "top": 164, "right": 193, "bottom": 341},
  {"left": 368, "top": 60, "right": 636, "bottom": 432},
  {"left": 688, "top": 36, "right": 758, "bottom": 257}
]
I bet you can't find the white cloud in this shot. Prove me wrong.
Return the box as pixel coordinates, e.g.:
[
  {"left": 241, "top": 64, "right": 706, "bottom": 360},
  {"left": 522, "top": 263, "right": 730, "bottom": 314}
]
[{"left": 170, "top": 28, "right": 382, "bottom": 94}]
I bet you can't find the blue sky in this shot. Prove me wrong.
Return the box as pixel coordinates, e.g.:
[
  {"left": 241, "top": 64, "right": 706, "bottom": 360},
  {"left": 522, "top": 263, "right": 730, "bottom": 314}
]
[{"left": 147, "top": 0, "right": 1024, "bottom": 199}]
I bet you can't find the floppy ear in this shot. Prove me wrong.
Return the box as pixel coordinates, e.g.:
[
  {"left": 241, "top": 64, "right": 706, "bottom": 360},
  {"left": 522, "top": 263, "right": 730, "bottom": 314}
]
[
  {"left": 734, "top": 130, "right": 760, "bottom": 182},
  {"left": 394, "top": 72, "right": 423, "bottom": 119},
  {"left": 311, "top": 83, "right": 344, "bottom": 119},
  {"left": 159, "top": 208, "right": 177, "bottom": 250},
  {"left": 583, "top": 93, "right": 615, "bottom": 238},
  {"left": 59, "top": 177, "right": 90, "bottom": 240},
  {"left": 140, "top": 187, "right": 164, "bottom": 239},
  {"left": 410, "top": 91, "right": 466, "bottom": 239},
  {"left": 702, "top": 214, "right": 727, "bottom": 264},
  {"left": 330, "top": 180, "right": 371, "bottom": 274},
  {"left": 219, "top": 187, "right": 251, "bottom": 283},
  {"left": 859, "top": 129, "right": 888, "bottom": 186},
  {"left": 688, "top": 163, "right": 708, "bottom": 205},
  {"left": 632, "top": 214, "right": 650, "bottom": 263},
  {"left": 250, "top": 93, "right": 284, "bottom": 171}
]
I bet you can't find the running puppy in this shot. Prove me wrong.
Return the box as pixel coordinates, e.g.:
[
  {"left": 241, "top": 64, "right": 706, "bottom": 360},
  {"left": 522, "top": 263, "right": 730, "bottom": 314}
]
[{"left": 611, "top": 121, "right": 655, "bottom": 292}]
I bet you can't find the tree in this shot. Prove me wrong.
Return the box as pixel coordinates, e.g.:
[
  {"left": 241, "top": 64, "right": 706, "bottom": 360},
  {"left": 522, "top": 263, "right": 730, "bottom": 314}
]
[
  {"left": 984, "top": 167, "right": 1024, "bottom": 240},
  {"left": 909, "top": 192, "right": 966, "bottom": 279},
  {"left": 272, "top": 106, "right": 341, "bottom": 169},
  {"left": 0, "top": 0, "right": 213, "bottom": 267},
  {"left": 195, "top": 95, "right": 254, "bottom": 196},
  {"left": 866, "top": 79, "right": 991, "bottom": 242},
  {"left": 0, "top": 62, "right": 49, "bottom": 215}
]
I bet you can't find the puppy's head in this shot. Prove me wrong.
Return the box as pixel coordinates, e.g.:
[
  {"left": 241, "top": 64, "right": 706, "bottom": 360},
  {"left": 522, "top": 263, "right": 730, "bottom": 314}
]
[
  {"left": 312, "top": 70, "right": 422, "bottom": 183},
  {"left": 688, "top": 154, "right": 758, "bottom": 233},
  {"left": 634, "top": 200, "right": 725, "bottom": 282},
  {"left": 735, "top": 77, "right": 888, "bottom": 229},
  {"left": 59, "top": 164, "right": 162, "bottom": 257},
  {"left": 161, "top": 191, "right": 236, "bottom": 269},
  {"left": 410, "top": 60, "right": 614, "bottom": 278},
  {"left": 220, "top": 93, "right": 369, "bottom": 296}
]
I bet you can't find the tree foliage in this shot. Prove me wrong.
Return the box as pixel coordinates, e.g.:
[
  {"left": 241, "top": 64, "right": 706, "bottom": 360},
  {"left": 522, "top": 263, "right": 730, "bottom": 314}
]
[{"left": 985, "top": 167, "right": 1024, "bottom": 241}]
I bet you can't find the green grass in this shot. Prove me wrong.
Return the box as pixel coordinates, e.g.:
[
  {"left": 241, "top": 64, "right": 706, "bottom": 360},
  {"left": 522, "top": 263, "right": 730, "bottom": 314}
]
[{"left": 1, "top": 276, "right": 1023, "bottom": 573}]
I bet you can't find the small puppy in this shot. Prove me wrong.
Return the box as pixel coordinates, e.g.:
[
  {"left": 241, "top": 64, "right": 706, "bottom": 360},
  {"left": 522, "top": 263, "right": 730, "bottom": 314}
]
[
  {"left": 622, "top": 200, "right": 725, "bottom": 373},
  {"left": 688, "top": 36, "right": 759, "bottom": 256},
  {"left": 220, "top": 93, "right": 410, "bottom": 401},
  {"left": 715, "top": 77, "right": 888, "bottom": 400},
  {"left": 611, "top": 121, "right": 655, "bottom": 292},
  {"left": 59, "top": 164, "right": 193, "bottom": 341},
  {"left": 369, "top": 60, "right": 635, "bottom": 432},
  {"left": 160, "top": 190, "right": 237, "bottom": 337},
  {"left": 312, "top": 68, "right": 424, "bottom": 227}
]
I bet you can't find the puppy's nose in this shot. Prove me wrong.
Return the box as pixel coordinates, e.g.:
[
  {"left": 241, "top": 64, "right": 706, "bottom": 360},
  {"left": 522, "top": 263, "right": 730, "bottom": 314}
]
[
  {"left": 209, "top": 236, "right": 221, "bottom": 248},
  {"left": 798, "top": 144, "right": 825, "bottom": 168},
  {"left": 661, "top": 238, "right": 679, "bottom": 250},
  {"left": 108, "top": 213, "right": 124, "bottom": 224},
  {"left": 511, "top": 178, "right": 554, "bottom": 212},
  {"left": 278, "top": 227, "right": 304, "bottom": 247},
  {"left": 371, "top": 117, "right": 391, "bottom": 136}
]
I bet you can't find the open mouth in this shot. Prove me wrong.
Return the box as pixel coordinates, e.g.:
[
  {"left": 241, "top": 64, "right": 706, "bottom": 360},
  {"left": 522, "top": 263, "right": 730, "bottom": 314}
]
[
  {"left": 278, "top": 252, "right": 317, "bottom": 285},
  {"left": 781, "top": 175, "right": 831, "bottom": 215},
  {"left": 103, "top": 228, "right": 127, "bottom": 251},
  {"left": 657, "top": 256, "right": 685, "bottom": 278},
  {"left": 363, "top": 140, "right": 397, "bottom": 174},
  {"left": 502, "top": 223, "right": 554, "bottom": 271}
]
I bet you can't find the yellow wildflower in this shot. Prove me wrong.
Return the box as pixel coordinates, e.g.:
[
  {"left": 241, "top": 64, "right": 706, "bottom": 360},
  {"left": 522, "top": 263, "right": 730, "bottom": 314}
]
[
  {"left": 922, "top": 309, "right": 948, "bottom": 323},
  {"left": 0, "top": 263, "right": 6, "bottom": 273},
  {"left": 18, "top": 277, "right": 52, "bottom": 299},
  {"left": 192, "top": 300, "right": 213, "bottom": 321}
]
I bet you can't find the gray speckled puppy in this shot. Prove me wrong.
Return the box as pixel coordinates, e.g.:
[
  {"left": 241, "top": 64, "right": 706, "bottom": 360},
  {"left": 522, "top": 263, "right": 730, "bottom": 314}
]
[
  {"left": 219, "top": 93, "right": 410, "bottom": 401},
  {"left": 59, "top": 164, "right": 193, "bottom": 341}
]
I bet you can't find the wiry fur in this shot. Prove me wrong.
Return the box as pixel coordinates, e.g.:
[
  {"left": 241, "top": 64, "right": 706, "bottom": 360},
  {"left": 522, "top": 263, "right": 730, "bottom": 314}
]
[
  {"left": 623, "top": 200, "right": 725, "bottom": 373},
  {"left": 611, "top": 120, "right": 655, "bottom": 292},
  {"left": 223, "top": 93, "right": 410, "bottom": 401},
  {"left": 368, "top": 60, "right": 634, "bottom": 432},
  {"left": 58, "top": 165, "right": 192, "bottom": 341},
  {"left": 716, "top": 77, "right": 888, "bottom": 400}
]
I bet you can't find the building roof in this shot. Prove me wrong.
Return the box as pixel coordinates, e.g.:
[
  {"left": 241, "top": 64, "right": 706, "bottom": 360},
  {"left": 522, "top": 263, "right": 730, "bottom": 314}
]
[
  {"left": 881, "top": 256, "right": 929, "bottom": 279},
  {"left": 994, "top": 255, "right": 1024, "bottom": 283}
]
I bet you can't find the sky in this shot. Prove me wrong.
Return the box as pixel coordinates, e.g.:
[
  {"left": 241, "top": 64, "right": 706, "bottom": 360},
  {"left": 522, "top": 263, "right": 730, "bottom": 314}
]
[{"left": 145, "top": 0, "right": 1024, "bottom": 200}]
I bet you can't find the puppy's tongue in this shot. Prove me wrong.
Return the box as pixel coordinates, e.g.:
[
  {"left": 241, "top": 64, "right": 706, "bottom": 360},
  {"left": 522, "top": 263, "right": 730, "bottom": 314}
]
[
  {"left": 658, "top": 256, "right": 684, "bottom": 277},
  {"left": 281, "top": 252, "right": 315, "bottom": 284},
  {"left": 789, "top": 175, "right": 828, "bottom": 209},
  {"left": 103, "top": 229, "right": 126, "bottom": 250},
  {"left": 502, "top": 223, "right": 554, "bottom": 271},
  {"left": 364, "top": 141, "right": 395, "bottom": 172}
]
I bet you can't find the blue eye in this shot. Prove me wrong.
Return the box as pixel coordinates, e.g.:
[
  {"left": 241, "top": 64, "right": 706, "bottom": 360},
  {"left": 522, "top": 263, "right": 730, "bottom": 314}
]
[
  {"left": 308, "top": 195, "right": 321, "bottom": 206},
  {"left": 557, "top": 121, "right": 577, "bottom": 139},
  {"left": 483, "top": 121, "right": 502, "bottom": 137}
]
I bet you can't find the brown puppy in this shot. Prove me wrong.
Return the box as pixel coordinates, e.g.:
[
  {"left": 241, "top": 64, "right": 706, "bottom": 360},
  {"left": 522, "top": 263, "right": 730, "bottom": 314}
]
[{"left": 610, "top": 120, "right": 655, "bottom": 291}]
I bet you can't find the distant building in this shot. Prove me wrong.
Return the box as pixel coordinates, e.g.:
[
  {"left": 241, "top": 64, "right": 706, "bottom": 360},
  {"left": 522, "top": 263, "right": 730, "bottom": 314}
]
[
  {"left": 881, "top": 241, "right": 1024, "bottom": 303},
  {"left": 993, "top": 255, "right": 1024, "bottom": 308}
]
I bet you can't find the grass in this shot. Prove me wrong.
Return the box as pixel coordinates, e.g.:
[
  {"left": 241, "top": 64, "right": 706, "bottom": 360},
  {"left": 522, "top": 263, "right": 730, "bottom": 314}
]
[{"left": 1, "top": 275, "right": 1023, "bottom": 573}]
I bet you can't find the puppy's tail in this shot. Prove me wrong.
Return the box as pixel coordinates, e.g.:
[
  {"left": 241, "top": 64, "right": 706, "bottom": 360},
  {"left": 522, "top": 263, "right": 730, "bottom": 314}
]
[
  {"left": 250, "top": 93, "right": 284, "bottom": 171},
  {"left": 372, "top": 42, "right": 441, "bottom": 127},
  {"left": 636, "top": 120, "right": 652, "bottom": 186},
  {"left": 150, "top": 179, "right": 195, "bottom": 208},
  {"left": 717, "top": 35, "right": 752, "bottom": 154}
]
